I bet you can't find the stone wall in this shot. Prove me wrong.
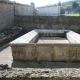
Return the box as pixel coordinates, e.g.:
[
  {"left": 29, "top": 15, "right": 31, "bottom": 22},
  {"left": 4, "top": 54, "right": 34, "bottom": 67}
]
[
  {"left": 0, "top": 2, "right": 14, "bottom": 31},
  {"left": 15, "top": 4, "right": 35, "bottom": 16},
  {"left": 10, "top": 44, "right": 80, "bottom": 61},
  {"left": 15, "top": 16, "right": 80, "bottom": 32},
  {"left": 0, "top": 2, "right": 35, "bottom": 31}
]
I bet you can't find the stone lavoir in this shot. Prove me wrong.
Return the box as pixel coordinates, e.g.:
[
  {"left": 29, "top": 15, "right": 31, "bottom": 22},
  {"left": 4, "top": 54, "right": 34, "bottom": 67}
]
[{"left": 10, "top": 29, "right": 80, "bottom": 61}]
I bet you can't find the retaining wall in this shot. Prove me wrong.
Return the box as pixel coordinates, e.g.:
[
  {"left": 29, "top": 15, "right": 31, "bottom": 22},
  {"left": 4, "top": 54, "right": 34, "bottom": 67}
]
[{"left": 15, "top": 16, "right": 80, "bottom": 32}]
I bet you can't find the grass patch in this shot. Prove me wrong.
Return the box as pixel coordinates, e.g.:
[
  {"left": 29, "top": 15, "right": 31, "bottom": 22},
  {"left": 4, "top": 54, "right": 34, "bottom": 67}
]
[
  {"left": 61, "top": 13, "right": 80, "bottom": 16},
  {"left": 69, "top": 14, "right": 80, "bottom": 16},
  {"left": 68, "top": 14, "right": 80, "bottom": 16}
]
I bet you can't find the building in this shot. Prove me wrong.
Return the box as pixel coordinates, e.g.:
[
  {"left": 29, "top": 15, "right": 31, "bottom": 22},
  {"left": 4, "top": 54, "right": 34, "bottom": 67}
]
[
  {"left": 37, "top": 6, "right": 60, "bottom": 16},
  {"left": 31, "top": 2, "right": 35, "bottom": 8}
]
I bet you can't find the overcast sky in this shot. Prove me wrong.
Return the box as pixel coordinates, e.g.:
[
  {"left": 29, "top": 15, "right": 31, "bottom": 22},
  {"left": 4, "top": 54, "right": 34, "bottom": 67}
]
[{"left": 10, "top": 0, "right": 70, "bottom": 7}]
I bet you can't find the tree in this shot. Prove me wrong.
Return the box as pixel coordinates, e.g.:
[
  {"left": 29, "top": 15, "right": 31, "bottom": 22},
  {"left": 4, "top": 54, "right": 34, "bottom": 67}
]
[
  {"left": 58, "top": 0, "right": 61, "bottom": 7},
  {"left": 72, "top": 1, "right": 79, "bottom": 9},
  {"left": 60, "top": 6, "right": 65, "bottom": 14},
  {"left": 58, "top": 1, "right": 61, "bottom": 15},
  {"left": 66, "top": 5, "right": 72, "bottom": 14}
]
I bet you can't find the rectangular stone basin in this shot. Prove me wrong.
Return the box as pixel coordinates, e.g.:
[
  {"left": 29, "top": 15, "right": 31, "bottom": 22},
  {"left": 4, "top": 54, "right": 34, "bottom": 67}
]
[{"left": 10, "top": 29, "right": 80, "bottom": 61}]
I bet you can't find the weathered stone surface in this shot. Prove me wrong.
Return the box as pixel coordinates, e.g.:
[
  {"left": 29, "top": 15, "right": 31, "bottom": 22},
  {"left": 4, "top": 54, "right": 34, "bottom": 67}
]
[
  {"left": 36, "top": 44, "right": 52, "bottom": 61},
  {"left": 11, "top": 44, "right": 80, "bottom": 61},
  {"left": 52, "top": 45, "right": 78, "bottom": 61},
  {"left": 11, "top": 44, "right": 36, "bottom": 60}
]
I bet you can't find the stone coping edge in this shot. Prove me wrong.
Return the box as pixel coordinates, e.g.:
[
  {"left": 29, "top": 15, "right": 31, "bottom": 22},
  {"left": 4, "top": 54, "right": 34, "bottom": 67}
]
[{"left": 9, "top": 43, "right": 80, "bottom": 46}]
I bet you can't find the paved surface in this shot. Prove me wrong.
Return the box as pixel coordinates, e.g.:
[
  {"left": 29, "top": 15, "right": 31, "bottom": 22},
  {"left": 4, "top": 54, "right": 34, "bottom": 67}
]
[
  {"left": 0, "top": 44, "right": 13, "bottom": 67},
  {"left": 37, "top": 37, "right": 69, "bottom": 43},
  {"left": 0, "top": 44, "right": 80, "bottom": 68}
]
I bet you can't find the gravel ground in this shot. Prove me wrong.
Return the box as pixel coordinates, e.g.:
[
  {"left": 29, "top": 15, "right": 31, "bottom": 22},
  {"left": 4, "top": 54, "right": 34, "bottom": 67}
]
[{"left": 0, "top": 68, "right": 80, "bottom": 78}]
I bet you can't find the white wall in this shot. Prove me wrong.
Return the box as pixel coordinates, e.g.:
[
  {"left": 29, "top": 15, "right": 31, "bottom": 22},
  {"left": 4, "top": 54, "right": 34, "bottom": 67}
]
[{"left": 37, "top": 6, "right": 60, "bottom": 16}]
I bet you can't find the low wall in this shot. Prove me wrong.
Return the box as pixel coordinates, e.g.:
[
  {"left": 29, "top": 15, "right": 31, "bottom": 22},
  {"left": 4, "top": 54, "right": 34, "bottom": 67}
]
[
  {"left": 10, "top": 44, "right": 80, "bottom": 61},
  {"left": 15, "top": 16, "right": 80, "bottom": 32}
]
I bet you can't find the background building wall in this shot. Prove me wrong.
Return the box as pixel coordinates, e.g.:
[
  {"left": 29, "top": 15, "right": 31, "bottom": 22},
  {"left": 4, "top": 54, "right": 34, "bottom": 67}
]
[{"left": 37, "top": 6, "right": 60, "bottom": 16}]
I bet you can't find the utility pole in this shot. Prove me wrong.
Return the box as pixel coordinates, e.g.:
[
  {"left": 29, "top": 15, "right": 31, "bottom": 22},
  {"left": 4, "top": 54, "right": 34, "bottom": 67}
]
[{"left": 58, "top": 0, "right": 61, "bottom": 16}]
